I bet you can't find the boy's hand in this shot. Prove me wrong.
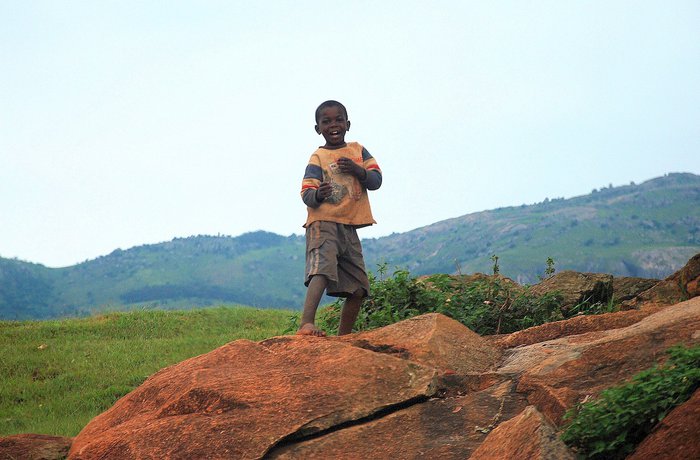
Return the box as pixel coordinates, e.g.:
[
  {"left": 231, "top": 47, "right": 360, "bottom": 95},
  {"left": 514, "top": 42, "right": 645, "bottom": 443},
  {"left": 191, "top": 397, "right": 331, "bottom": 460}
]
[
  {"left": 315, "top": 182, "right": 333, "bottom": 202},
  {"left": 337, "top": 157, "right": 367, "bottom": 180}
]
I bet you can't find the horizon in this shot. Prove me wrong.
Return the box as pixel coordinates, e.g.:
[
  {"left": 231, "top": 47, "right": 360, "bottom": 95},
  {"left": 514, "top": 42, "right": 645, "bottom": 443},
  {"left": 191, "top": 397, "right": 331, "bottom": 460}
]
[
  {"left": 4, "top": 170, "right": 693, "bottom": 268},
  {"left": 3, "top": 2, "right": 699, "bottom": 267}
]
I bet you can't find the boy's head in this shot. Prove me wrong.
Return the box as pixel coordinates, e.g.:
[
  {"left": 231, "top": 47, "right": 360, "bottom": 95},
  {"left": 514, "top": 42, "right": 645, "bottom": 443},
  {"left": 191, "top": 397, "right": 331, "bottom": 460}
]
[
  {"left": 315, "top": 100, "right": 348, "bottom": 123},
  {"left": 314, "top": 100, "right": 351, "bottom": 148}
]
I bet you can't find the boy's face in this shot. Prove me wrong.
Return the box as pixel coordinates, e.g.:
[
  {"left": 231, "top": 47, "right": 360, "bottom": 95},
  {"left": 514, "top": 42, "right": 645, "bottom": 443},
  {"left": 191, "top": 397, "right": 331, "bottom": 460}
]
[{"left": 315, "top": 105, "right": 350, "bottom": 148}]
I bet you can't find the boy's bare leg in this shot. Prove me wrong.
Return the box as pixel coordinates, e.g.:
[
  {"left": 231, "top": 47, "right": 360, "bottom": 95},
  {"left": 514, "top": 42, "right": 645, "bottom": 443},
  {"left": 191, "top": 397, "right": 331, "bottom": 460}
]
[
  {"left": 338, "top": 289, "right": 364, "bottom": 336},
  {"left": 297, "top": 275, "right": 328, "bottom": 336}
]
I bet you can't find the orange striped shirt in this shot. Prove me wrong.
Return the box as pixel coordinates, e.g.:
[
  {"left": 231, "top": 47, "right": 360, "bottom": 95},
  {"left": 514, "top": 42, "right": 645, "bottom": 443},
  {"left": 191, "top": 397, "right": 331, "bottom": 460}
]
[{"left": 301, "top": 142, "right": 381, "bottom": 228}]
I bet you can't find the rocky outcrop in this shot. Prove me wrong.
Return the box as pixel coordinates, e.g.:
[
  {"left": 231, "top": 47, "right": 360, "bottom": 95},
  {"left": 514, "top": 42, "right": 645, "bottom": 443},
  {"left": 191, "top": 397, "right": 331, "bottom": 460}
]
[
  {"left": 63, "top": 296, "right": 700, "bottom": 459},
  {"left": 621, "top": 253, "right": 700, "bottom": 309},
  {"left": 269, "top": 380, "right": 527, "bottom": 459},
  {"left": 627, "top": 389, "right": 700, "bottom": 460},
  {"left": 499, "top": 297, "right": 700, "bottom": 424},
  {"left": 343, "top": 312, "right": 502, "bottom": 374},
  {"left": 469, "top": 406, "right": 574, "bottom": 460},
  {"left": 612, "top": 276, "right": 659, "bottom": 302},
  {"left": 69, "top": 337, "right": 438, "bottom": 459},
  {"left": 530, "top": 270, "right": 613, "bottom": 312},
  {"left": 490, "top": 306, "right": 662, "bottom": 348}
]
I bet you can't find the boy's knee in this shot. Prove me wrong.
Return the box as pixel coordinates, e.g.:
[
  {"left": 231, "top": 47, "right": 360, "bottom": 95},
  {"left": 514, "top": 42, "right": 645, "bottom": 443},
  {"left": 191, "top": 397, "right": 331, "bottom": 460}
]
[{"left": 350, "top": 288, "right": 366, "bottom": 299}]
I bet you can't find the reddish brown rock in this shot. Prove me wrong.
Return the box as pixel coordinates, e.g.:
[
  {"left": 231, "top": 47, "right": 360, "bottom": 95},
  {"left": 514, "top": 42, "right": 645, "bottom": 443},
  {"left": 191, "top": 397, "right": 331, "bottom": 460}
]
[
  {"left": 469, "top": 406, "right": 574, "bottom": 460},
  {"left": 492, "top": 306, "right": 662, "bottom": 349},
  {"left": 530, "top": 270, "right": 613, "bottom": 313},
  {"left": 268, "top": 381, "right": 527, "bottom": 459},
  {"left": 0, "top": 433, "right": 72, "bottom": 460},
  {"left": 673, "top": 252, "right": 700, "bottom": 297},
  {"left": 499, "top": 297, "right": 700, "bottom": 424},
  {"left": 341, "top": 313, "right": 502, "bottom": 374},
  {"left": 627, "top": 389, "right": 700, "bottom": 460},
  {"left": 68, "top": 338, "right": 438, "bottom": 459},
  {"left": 58, "top": 289, "right": 700, "bottom": 459},
  {"left": 622, "top": 253, "right": 700, "bottom": 309}
]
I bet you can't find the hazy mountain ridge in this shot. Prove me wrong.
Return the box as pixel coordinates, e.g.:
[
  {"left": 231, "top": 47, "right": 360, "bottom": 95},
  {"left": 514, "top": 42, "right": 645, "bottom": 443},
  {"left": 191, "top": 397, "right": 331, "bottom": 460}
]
[
  {"left": 364, "top": 172, "right": 700, "bottom": 282},
  {"left": 1, "top": 172, "right": 698, "bottom": 320}
]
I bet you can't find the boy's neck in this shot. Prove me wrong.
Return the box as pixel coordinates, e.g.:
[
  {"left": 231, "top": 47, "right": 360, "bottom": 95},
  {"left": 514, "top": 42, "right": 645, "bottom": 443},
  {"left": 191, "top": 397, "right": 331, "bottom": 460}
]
[{"left": 321, "top": 142, "right": 348, "bottom": 150}]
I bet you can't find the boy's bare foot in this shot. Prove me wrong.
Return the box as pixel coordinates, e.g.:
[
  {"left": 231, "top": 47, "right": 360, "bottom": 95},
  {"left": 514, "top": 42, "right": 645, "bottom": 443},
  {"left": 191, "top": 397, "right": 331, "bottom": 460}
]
[{"left": 297, "top": 323, "right": 327, "bottom": 337}]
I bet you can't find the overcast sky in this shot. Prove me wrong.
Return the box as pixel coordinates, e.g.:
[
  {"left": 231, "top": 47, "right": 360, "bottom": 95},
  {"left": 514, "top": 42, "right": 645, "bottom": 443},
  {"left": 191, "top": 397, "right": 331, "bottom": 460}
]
[{"left": 2, "top": 1, "right": 699, "bottom": 268}]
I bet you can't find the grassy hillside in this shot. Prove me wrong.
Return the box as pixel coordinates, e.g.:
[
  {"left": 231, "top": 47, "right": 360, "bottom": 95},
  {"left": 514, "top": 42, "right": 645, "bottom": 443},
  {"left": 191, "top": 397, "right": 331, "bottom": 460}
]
[
  {"left": 0, "top": 233, "right": 308, "bottom": 319},
  {"left": 1, "top": 172, "right": 698, "bottom": 320},
  {"left": 0, "top": 306, "right": 292, "bottom": 436},
  {"left": 364, "top": 172, "right": 700, "bottom": 283}
]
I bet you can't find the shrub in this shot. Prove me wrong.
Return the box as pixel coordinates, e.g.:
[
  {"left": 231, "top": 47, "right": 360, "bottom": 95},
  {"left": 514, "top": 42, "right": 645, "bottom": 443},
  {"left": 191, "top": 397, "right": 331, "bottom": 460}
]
[
  {"left": 561, "top": 345, "right": 700, "bottom": 459},
  {"left": 313, "top": 264, "right": 564, "bottom": 335}
]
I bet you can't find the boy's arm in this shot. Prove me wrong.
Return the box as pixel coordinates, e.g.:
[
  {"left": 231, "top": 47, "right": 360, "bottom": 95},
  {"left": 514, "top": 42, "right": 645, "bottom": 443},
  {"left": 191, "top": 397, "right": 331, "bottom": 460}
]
[
  {"left": 360, "top": 147, "right": 382, "bottom": 191},
  {"left": 301, "top": 155, "right": 330, "bottom": 208},
  {"left": 361, "top": 168, "right": 382, "bottom": 190},
  {"left": 336, "top": 147, "right": 382, "bottom": 191},
  {"left": 302, "top": 182, "right": 332, "bottom": 208}
]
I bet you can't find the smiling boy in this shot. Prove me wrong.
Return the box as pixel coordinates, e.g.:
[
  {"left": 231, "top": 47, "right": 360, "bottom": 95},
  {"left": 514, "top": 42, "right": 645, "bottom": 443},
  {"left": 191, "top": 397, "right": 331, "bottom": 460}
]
[{"left": 298, "top": 100, "right": 382, "bottom": 336}]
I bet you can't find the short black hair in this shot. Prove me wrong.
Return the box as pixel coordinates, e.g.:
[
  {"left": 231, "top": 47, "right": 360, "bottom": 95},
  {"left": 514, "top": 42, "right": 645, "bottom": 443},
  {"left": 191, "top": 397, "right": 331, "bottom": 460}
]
[{"left": 315, "top": 100, "right": 348, "bottom": 123}]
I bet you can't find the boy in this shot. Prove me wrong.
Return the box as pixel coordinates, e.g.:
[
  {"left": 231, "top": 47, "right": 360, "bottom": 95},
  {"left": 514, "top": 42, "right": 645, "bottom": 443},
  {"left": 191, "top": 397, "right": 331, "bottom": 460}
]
[{"left": 297, "top": 100, "right": 382, "bottom": 336}]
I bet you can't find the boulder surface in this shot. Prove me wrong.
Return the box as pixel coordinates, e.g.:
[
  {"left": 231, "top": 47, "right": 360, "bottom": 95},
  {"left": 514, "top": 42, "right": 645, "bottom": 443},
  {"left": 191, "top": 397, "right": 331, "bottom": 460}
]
[{"left": 65, "top": 297, "right": 699, "bottom": 459}]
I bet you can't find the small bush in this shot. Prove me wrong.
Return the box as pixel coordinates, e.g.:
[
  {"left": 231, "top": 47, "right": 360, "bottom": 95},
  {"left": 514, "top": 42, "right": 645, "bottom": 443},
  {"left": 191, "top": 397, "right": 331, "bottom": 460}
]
[
  {"left": 561, "top": 345, "right": 700, "bottom": 459},
  {"left": 314, "top": 264, "right": 565, "bottom": 335}
]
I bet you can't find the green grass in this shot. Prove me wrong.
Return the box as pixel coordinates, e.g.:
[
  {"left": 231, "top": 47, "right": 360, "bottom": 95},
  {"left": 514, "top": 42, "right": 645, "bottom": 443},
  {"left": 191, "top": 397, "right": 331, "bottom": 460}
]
[{"left": 0, "top": 305, "right": 292, "bottom": 437}]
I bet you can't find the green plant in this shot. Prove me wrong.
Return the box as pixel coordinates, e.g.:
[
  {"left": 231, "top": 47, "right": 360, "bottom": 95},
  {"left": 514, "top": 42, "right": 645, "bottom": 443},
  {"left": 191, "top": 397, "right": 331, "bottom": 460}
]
[
  {"left": 316, "top": 264, "right": 438, "bottom": 334},
  {"left": 314, "top": 265, "right": 565, "bottom": 335},
  {"left": 431, "top": 275, "right": 563, "bottom": 334},
  {"left": 568, "top": 295, "right": 617, "bottom": 317},
  {"left": 490, "top": 254, "right": 500, "bottom": 275},
  {"left": 561, "top": 344, "right": 700, "bottom": 459},
  {"left": 543, "top": 257, "right": 556, "bottom": 279}
]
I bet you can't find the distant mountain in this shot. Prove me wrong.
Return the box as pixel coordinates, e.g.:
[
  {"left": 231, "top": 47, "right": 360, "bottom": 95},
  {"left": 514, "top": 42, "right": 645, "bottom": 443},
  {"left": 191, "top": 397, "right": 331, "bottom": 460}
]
[
  {"left": 363, "top": 172, "right": 700, "bottom": 284},
  {"left": 1, "top": 172, "right": 698, "bottom": 320},
  {"left": 0, "top": 232, "right": 307, "bottom": 320}
]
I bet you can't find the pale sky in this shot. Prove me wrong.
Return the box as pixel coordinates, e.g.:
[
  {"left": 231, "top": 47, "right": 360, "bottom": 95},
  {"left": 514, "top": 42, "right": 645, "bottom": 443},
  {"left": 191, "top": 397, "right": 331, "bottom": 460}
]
[{"left": 2, "top": 1, "right": 699, "bottom": 268}]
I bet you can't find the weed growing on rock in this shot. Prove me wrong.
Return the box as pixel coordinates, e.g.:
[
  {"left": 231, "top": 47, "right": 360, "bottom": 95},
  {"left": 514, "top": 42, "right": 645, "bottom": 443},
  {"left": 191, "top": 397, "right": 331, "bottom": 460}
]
[
  {"left": 568, "top": 295, "right": 617, "bottom": 316},
  {"left": 561, "top": 344, "right": 700, "bottom": 460}
]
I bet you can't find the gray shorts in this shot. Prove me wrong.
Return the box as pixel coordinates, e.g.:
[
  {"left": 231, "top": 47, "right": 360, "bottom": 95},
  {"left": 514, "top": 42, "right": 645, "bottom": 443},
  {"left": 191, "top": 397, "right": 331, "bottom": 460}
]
[{"left": 305, "top": 221, "right": 370, "bottom": 298}]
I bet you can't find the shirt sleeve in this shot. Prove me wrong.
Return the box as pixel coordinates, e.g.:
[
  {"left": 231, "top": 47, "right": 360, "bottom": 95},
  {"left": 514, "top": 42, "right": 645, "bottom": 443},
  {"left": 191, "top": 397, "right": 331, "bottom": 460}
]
[
  {"left": 360, "top": 147, "right": 382, "bottom": 191},
  {"left": 301, "top": 153, "right": 324, "bottom": 207}
]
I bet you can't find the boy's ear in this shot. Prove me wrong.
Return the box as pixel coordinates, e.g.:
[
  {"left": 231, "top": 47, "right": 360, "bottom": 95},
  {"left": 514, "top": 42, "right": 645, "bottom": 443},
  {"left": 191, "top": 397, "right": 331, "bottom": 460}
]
[
  {"left": 346, "top": 120, "right": 351, "bottom": 131},
  {"left": 315, "top": 124, "right": 321, "bottom": 135}
]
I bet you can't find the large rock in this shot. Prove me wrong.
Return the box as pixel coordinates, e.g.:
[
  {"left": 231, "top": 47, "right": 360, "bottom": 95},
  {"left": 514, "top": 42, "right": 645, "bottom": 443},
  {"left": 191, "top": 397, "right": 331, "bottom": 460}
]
[
  {"left": 627, "top": 389, "right": 700, "bottom": 460},
  {"left": 69, "top": 338, "right": 438, "bottom": 459},
  {"left": 531, "top": 270, "right": 613, "bottom": 313},
  {"left": 0, "top": 434, "right": 72, "bottom": 460},
  {"left": 491, "top": 306, "right": 661, "bottom": 349},
  {"left": 612, "top": 276, "right": 659, "bottom": 302},
  {"left": 498, "top": 297, "right": 700, "bottom": 424},
  {"left": 268, "top": 380, "right": 527, "bottom": 459},
  {"left": 61, "top": 293, "right": 699, "bottom": 459},
  {"left": 469, "top": 405, "right": 574, "bottom": 460},
  {"left": 622, "top": 252, "right": 700, "bottom": 309},
  {"left": 340, "top": 313, "right": 501, "bottom": 374}
]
